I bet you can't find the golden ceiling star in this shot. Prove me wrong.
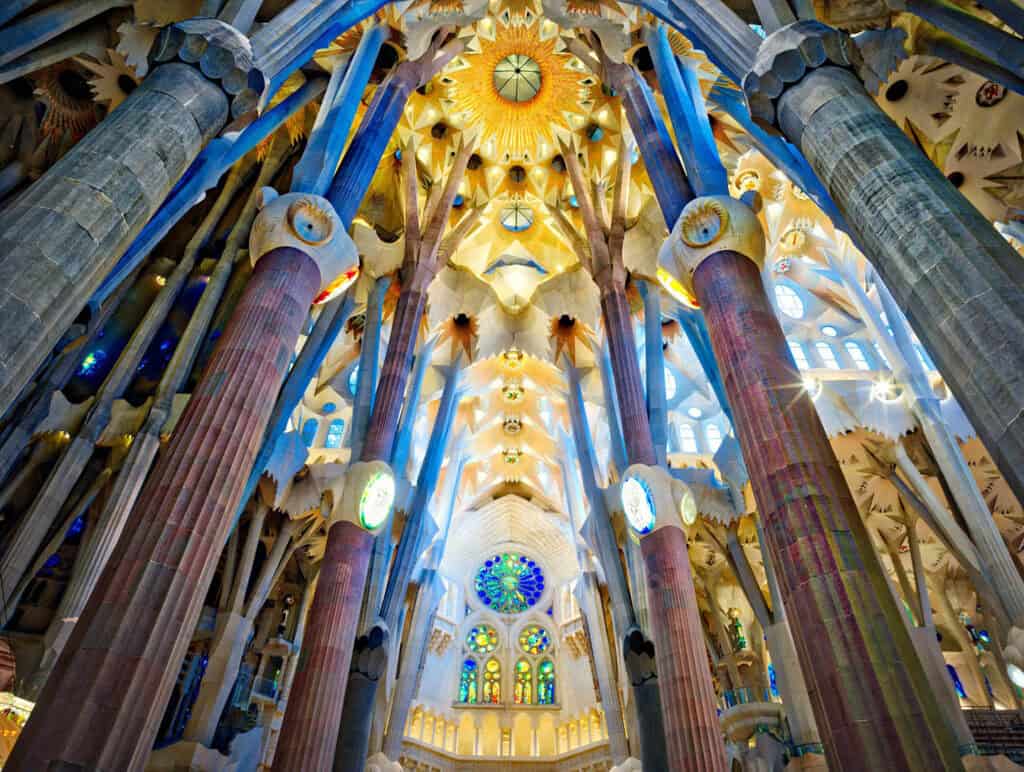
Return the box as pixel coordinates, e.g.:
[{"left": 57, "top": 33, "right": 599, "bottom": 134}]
[{"left": 440, "top": 19, "right": 594, "bottom": 163}]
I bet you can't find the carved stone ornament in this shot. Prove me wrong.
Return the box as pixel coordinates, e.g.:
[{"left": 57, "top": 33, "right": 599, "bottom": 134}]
[
  {"left": 150, "top": 18, "right": 259, "bottom": 117},
  {"left": 742, "top": 20, "right": 864, "bottom": 131},
  {"left": 249, "top": 188, "right": 360, "bottom": 301},
  {"left": 659, "top": 196, "right": 766, "bottom": 300}
]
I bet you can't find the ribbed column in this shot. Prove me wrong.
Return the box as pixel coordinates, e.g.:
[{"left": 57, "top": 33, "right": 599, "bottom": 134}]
[
  {"left": 641, "top": 525, "right": 727, "bottom": 772},
  {"left": 360, "top": 283, "right": 427, "bottom": 462},
  {"left": 6, "top": 247, "right": 319, "bottom": 772},
  {"left": 600, "top": 284, "right": 656, "bottom": 466},
  {"left": 693, "top": 249, "right": 958, "bottom": 770},
  {"left": 0, "top": 62, "right": 227, "bottom": 416},
  {"left": 273, "top": 520, "right": 373, "bottom": 771}
]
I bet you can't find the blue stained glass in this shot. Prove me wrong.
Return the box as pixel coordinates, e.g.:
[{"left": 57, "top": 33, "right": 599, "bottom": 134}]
[
  {"left": 947, "top": 664, "right": 967, "bottom": 699},
  {"left": 474, "top": 552, "right": 545, "bottom": 614},
  {"left": 325, "top": 419, "right": 345, "bottom": 449},
  {"left": 301, "top": 418, "right": 318, "bottom": 447},
  {"left": 78, "top": 350, "right": 105, "bottom": 376},
  {"left": 768, "top": 663, "right": 779, "bottom": 698}
]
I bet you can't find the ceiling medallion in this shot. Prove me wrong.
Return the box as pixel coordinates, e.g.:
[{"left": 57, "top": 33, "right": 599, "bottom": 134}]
[
  {"left": 494, "top": 54, "right": 542, "bottom": 103},
  {"left": 502, "top": 347, "right": 525, "bottom": 369},
  {"left": 503, "top": 416, "right": 523, "bottom": 435},
  {"left": 503, "top": 447, "right": 523, "bottom": 464},
  {"left": 502, "top": 381, "right": 524, "bottom": 403}
]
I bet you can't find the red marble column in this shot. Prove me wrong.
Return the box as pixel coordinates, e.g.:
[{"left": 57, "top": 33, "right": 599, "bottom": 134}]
[
  {"left": 600, "top": 283, "right": 657, "bottom": 466},
  {"left": 360, "top": 280, "right": 428, "bottom": 462},
  {"left": 6, "top": 247, "right": 320, "bottom": 771},
  {"left": 693, "top": 250, "right": 957, "bottom": 770},
  {"left": 641, "top": 525, "right": 728, "bottom": 772},
  {"left": 273, "top": 520, "right": 373, "bottom": 771}
]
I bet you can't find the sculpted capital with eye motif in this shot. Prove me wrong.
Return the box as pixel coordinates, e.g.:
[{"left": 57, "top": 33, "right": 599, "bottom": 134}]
[
  {"left": 249, "top": 188, "right": 360, "bottom": 304},
  {"left": 658, "top": 195, "right": 766, "bottom": 303}
]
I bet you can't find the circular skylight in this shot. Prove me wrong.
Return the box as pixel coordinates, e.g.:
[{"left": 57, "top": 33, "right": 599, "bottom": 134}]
[
  {"left": 500, "top": 202, "right": 534, "bottom": 232},
  {"left": 494, "top": 54, "right": 542, "bottom": 102}
]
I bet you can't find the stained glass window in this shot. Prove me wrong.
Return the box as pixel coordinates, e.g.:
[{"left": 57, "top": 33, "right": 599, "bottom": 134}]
[
  {"left": 325, "top": 419, "right": 345, "bottom": 449},
  {"left": 459, "top": 659, "right": 478, "bottom": 703},
  {"left": 483, "top": 658, "right": 501, "bottom": 703},
  {"left": 537, "top": 659, "right": 555, "bottom": 704},
  {"left": 301, "top": 418, "right": 318, "bottom": 447},
  {"left": 474, "top": 553, "right": 545, "bottom": 613},
  {"left": 518, "top": 625, "right": 551, "bottom": 655},
  {"left": 467, "top": 624, "right": 499, "bottom": 654},
  {"left": 514, "top": 659, "right": 533, "bottom": 705}
]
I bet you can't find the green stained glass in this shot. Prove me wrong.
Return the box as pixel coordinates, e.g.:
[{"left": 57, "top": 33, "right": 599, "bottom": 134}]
[
  {"left": 459, "top": 658, "right": 478, "bottom": 703},
  {"left": 475, "top": 553, "right": 545, "bottom": 614},
  {"left": 537, "top": 659, "right": 555, "bottom": 704},
  {"left": 467, "top": 624, "right": 499, "bottom": 654},
  {"left": 514, "top": 659, "right": 533, "bottom": 705},
  {"left": 518, "top": 624, "right": 551, "bottom": 655}
]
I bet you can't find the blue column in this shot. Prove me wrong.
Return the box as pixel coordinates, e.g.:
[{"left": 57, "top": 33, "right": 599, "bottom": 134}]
[
  {"left": 380, "top": 362, "right": 464, "bottom": 632},
  {"left": 350, "top": 276, "right": 390, "bottom": 461},
  {"left": 639, "top": 281, "right": 669, "bottom": 466},
  {"left": 597, "top": 344, "right": 629, "bottom": 475},
  {"left": 390, "top": 335, "right": 438, "bottom": 480}
]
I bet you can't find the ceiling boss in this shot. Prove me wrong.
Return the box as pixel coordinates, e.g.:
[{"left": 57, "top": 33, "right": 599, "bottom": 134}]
[{"left": 441, "top": 17, "right": 595, "bottom": 162}]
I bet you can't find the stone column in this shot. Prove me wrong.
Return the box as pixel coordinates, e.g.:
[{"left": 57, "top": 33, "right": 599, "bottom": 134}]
[
  {"left": 744, "top": 19, "right": 1024, "bottom": 511},
  {"left": 0, "top": 19, "right": 255, "bottom": 416},
  {"left": 273, "top": 461, "right": 393, "bottom": 771},
  {"left": 662, "top": 194, "right": 961, "bottom": 770},
  {"left": 625, "top": 465, "right": 728, "bottom": 772},
  {"left": 575, "top": 570, "right": 630, "bottom": 765},
  {"left": 382, "top": 570, "right": 446, "bottom": 761},
  {"left": 5, "top": 188, "right": 354, "bottom": 770}
]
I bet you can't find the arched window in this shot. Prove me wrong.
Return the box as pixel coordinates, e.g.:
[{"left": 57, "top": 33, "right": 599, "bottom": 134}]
[
  {"left": 787, "top": 339, "right": 809, "bottom": 370},
  {"left": 483, "top": 658, "right": 501, "bottom": 703},
  {"left": 678, "top": 424, "right": 698, "bottom": 454},
  {"left": 538, "top": 659, "right": 556, "bottom": 704},
  {"left": 815, "top": 341, "right": 839, "bottom": 369},
  {"left": 459, "top": 659, "right": 478, "bottom": 704},
  {"left": 844, "top": 341, "right": 871, "bottom": 371},
  {"left": 514, "top": 659, "right": 533, "bottom": 705},
  {"left": 301, "top": 418, "right": 318, "bottom": 447},
  {"left": 705, "top": 423, "right": 723, "bottom": 452},
  {"left": 325, "top": 419, "right": 345, "bottom": 449},
  {"left": 774, "top": 284, "right": 804, "bottom": 318}
]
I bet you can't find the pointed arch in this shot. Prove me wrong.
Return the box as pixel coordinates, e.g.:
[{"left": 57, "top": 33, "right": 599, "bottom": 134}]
[
  {"left": 514, "top": 658, "right": 533, "bottom": 705},
  {"left": 538, "top": 658, "right": 556, "bottom": 704},
  {"left": 482, "top": 657, "right": 501, "bottom": 703},
  {"left": 458, "top": 658, "right": 479, "bottom": 704}
]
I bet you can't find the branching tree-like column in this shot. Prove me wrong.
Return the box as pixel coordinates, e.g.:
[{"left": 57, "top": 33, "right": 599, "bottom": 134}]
[
  {"left": 551, "top": 140, "right": 724, "bottom": 771},
  {"left": 273, "top": 135, "right": 475, "bottom": 770},
  {"left": 662, "top": 194, "right": 961, "bottom": 770},
  {"left": 6, "top": 188, "right": 358, "bottom": 770}
]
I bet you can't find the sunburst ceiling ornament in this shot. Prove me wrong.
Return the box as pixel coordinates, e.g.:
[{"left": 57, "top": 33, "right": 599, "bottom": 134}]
[
  {"left": 441, "top": 19, "right": 594, "bottom": 162},
  {"left": 494, "top": 54, "right": 542, "bottom": 102}
]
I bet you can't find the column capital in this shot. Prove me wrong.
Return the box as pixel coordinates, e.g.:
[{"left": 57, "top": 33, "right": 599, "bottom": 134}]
[
  {"left": 330, "top": 460, "right": 397, "bottom": 534},
  {"left": 151, "top": 17, "right": 259, "bottom": 117},
  {"left": 620, "top": 463, "right": 696, "bottom": 536},
  {"left": 659, "top": 195, "right": 765, "bottom": 302},
  {"left": 742, "top": 20, "right": 863, "bottom": 131},
  {"left": 250, "top": 189, "right": 359, "bottom": 302}
]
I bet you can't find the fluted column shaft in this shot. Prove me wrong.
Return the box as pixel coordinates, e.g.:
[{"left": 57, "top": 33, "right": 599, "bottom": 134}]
[
  {"left": 642, "top": 525, "right": 727, "bottom": 772},
  {"left": 6, "top": 246, "right": 319, "bottom": 771},
  {"left": 0, "top": 62, "right": 227, "bottom": 417},
  {"left": 769, "top": 45, "right": 1024, "bottom": 516},
  {"left": 273, "top": 520, "right": 373, "bottom": 771},
  {"left": 382, "top": 571, "right": 445, "bottom": 760},
  {"left": 360, "top": 281, "right": 428, "bottom": 462},
  {"left": 693, "top": 249, "right": 959, "bottom": 770},
  {"left": 600, "top": 284, "right": 656, "bottom": 466}
]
